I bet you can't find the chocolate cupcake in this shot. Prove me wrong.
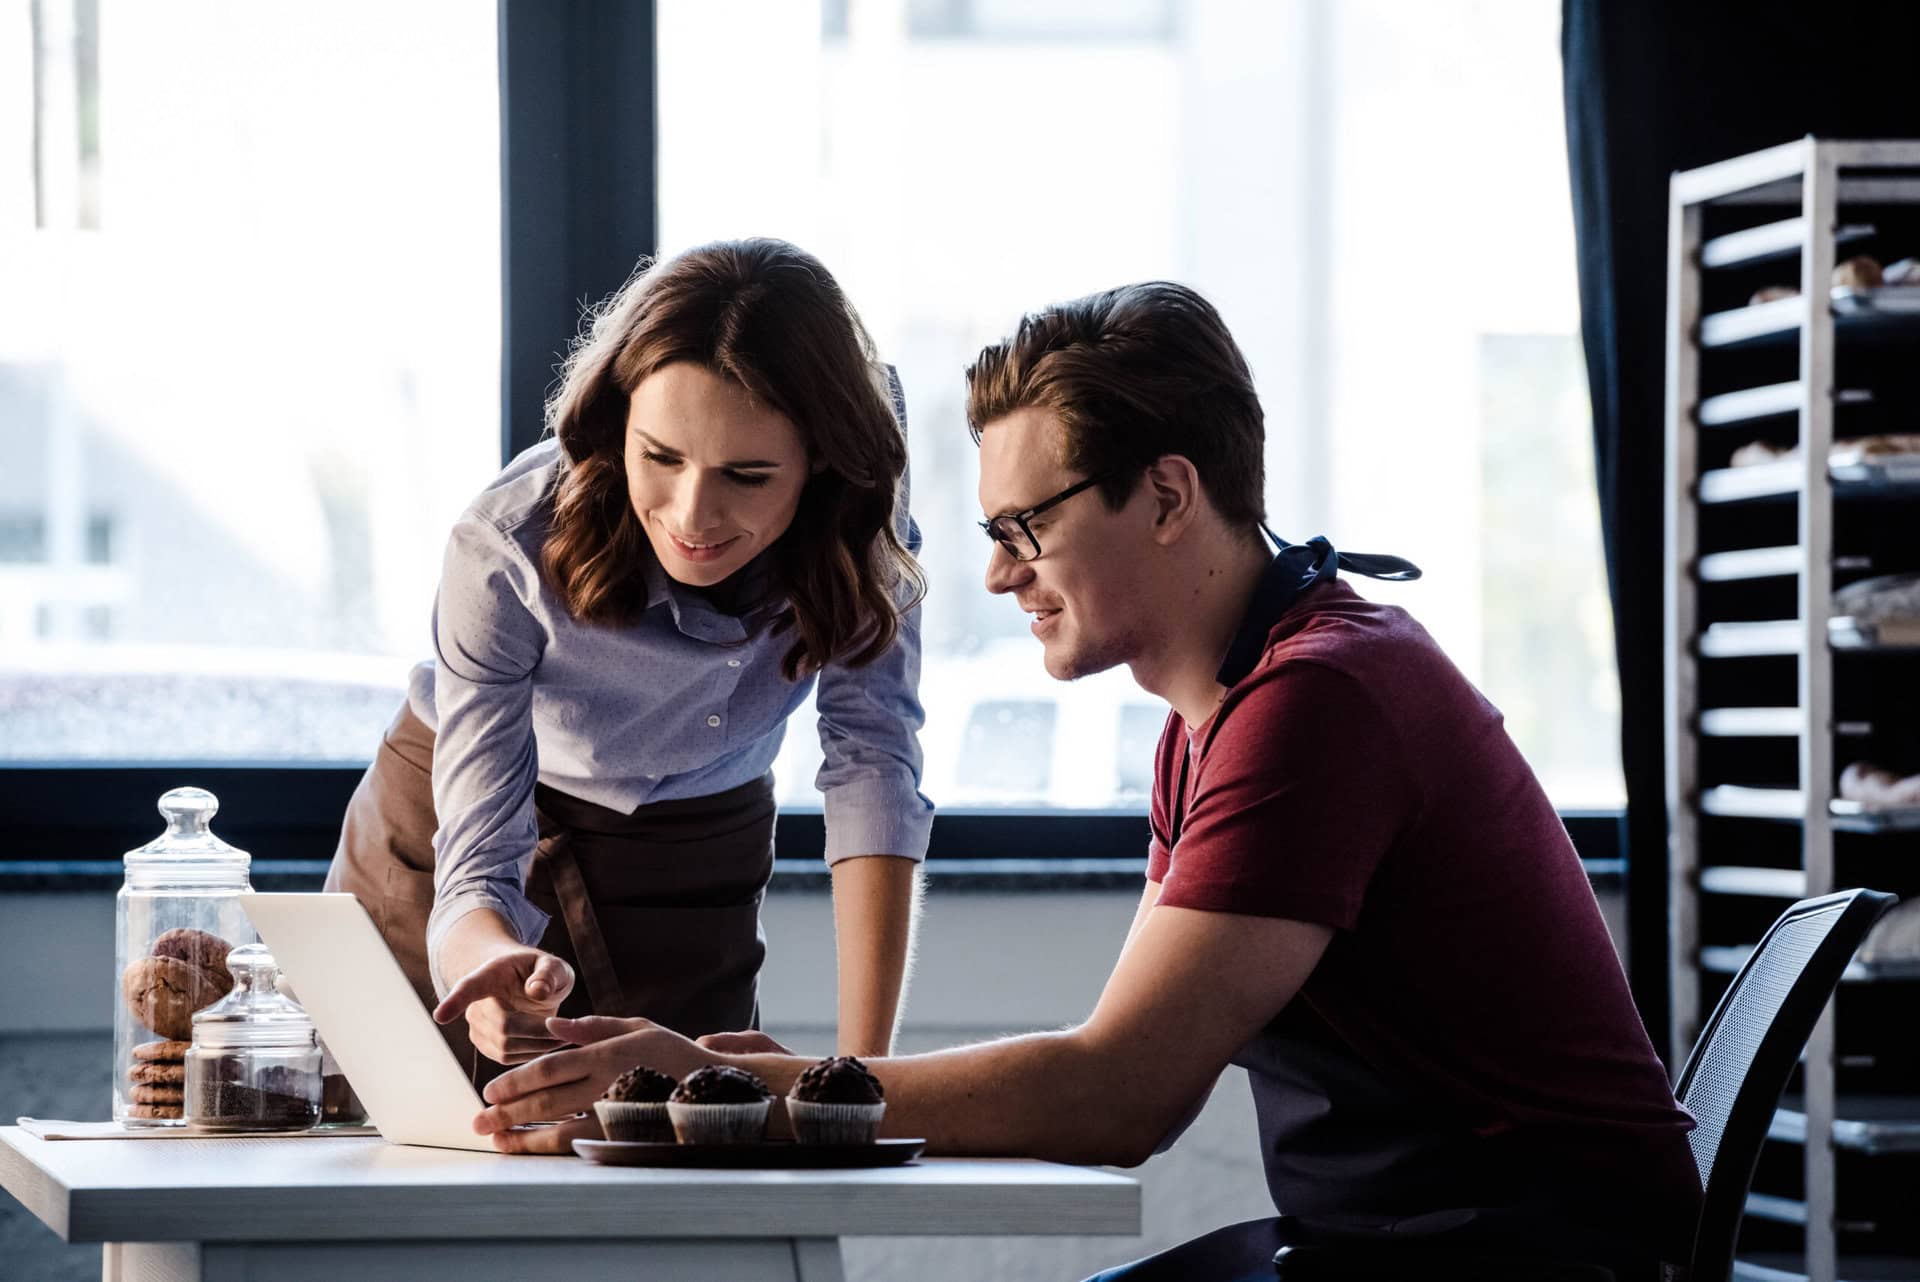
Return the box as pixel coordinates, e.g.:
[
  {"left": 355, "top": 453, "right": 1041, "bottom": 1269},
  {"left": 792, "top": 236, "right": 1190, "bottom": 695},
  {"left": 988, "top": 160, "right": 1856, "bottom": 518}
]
[
  {"left": 594, "top": 1065, "right": 678, "bottom": 1143},
  {"left": 785, "top": 1056, "right": 886, "bottom": 1144},
  {"left": 666, "top": 1065, "right": 772, "bottom": 1145}
]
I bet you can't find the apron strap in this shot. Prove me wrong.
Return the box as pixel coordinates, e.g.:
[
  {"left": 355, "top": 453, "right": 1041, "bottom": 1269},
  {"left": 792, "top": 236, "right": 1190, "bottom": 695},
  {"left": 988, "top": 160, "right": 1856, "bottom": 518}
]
[{"left": 536, "top": 830, "right": 628, "bottom": 1018}]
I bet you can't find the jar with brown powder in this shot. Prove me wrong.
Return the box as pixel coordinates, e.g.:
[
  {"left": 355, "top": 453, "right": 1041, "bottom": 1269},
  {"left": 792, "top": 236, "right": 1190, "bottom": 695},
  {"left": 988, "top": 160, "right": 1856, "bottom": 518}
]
[{"left": 183, "top": 944, "right": 322, "bottom": 1132}]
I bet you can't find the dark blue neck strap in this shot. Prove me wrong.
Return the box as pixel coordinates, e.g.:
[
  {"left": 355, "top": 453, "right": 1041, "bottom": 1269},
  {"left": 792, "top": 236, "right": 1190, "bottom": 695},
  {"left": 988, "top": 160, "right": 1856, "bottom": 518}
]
[{"left": 1214, "top": 530, "right": 1422, "bottom": 686}]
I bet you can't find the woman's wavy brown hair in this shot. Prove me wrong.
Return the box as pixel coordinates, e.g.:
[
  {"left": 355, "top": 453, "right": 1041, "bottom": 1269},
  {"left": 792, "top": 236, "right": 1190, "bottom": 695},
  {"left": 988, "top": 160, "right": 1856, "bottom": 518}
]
[{"left": 541, "top": 238, "right": 924, "bottom": 681}]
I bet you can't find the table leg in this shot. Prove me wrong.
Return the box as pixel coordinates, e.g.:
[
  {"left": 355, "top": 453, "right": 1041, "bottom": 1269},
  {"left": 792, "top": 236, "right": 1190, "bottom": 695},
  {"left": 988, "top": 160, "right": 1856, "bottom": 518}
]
[
  {"left": 791, "top": 1237, "right": 846, "bottom": 1282},
  {"left": 104, "top": 1242, "right": 199, "bottom": 1282}
]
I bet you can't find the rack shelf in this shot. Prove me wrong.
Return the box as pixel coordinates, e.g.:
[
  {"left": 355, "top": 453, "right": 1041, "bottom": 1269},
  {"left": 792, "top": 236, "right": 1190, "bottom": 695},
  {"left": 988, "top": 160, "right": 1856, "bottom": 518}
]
[
  {"left": 1699, "top": 621, "right": 1803, "bottom": 657},
  {"left": 1738, "top": 1194, "right": 1883, "bottom": 1238},
  {"left": 1771, "top": 1095, "right": 1920, "bottom": 1154},
  {"left": 1696, "top": 709, "right": 1872, "bottom": 738},
  {"left": 1699, "top": 289, "right": 1920, "bottom": 349},
  {"left": 1734, "top": 1256, "right": 1920, "bottom": 1282},
  {"left": 1699, "top": 866, "right": 1805, "bottom": 897},
  {"left": 1832, "top": 285, "right": 1920, "bottom": 317},
  {"left": 1697, "top": 787, "right": 1920, "bottom": 834},
  {"left": 1829, "top": 801, "right": 1920, "bottom": 833},
  {"left": 1743, "top": 1193, "right": 1812, "bottom": 1227},
  {"left": 1830, "top": 619, "right": 1920, "bottom": 652},
  {"left": 1697, "top": 619, "right": 1920, "bottom": 657},
  {"left": 1696, "top": 460, "right": 1920, "bottom": 504},
  {"left": 1699, "top": 219, "right": 1874, "bottom": 269},
  {"left": 1699, "top": 546, "right": 1806, "bottom": 581},
  {"left": 1696, "top": 384, "right": 1871, "bottom": 428},
  {"left": 1700, "top": 295, "right": 1807, "bottom": 347}
]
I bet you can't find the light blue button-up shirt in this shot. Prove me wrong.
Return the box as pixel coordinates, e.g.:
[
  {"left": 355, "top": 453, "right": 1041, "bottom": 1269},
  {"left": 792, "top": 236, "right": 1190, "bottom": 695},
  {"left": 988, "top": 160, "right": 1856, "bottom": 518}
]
[{"left": 413, "top": 398, "right": 931, "bottom": 990}]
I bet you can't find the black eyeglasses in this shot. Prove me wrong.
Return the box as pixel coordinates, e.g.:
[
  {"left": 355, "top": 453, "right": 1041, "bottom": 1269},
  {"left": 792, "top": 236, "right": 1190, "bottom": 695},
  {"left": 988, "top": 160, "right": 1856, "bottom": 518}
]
[{"left": 978, "top": 474, "right": 1109, "bottom": 562}]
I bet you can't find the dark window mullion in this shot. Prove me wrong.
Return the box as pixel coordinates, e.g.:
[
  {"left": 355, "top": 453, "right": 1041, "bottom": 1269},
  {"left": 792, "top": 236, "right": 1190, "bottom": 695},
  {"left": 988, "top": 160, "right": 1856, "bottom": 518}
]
[{"left": 499, "top": 0, "right": 658, "bottom": 464}]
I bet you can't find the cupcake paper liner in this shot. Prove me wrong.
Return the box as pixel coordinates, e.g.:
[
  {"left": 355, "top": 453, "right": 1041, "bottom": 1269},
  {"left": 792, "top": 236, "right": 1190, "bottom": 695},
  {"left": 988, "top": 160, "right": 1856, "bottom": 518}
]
[
  {"left": 785, "top": 1098, "right": 885, "bottom": 1145},
  {"left": 667, "top": 1098, "right": 771, "bottom": 1145},
  {"left": 594, "top": 1100, "right": 675, "bottom": 1143}
]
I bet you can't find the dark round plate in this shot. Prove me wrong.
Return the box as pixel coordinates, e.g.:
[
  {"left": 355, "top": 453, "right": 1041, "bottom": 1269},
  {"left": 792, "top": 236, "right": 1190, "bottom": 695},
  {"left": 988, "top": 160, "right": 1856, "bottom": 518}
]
[{"left": 573, "top": 1137, "right": 925, "bottom": 1168}]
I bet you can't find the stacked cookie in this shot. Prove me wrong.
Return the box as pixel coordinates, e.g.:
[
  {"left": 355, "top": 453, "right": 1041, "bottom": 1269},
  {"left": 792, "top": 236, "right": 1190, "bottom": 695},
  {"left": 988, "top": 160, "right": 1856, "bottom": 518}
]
[
  {"left": 127, "top": 1039, "right": 191, "bottom": 1120},
  {"left": 120, "top": 927, "right": 236, "bottom": 1121}
]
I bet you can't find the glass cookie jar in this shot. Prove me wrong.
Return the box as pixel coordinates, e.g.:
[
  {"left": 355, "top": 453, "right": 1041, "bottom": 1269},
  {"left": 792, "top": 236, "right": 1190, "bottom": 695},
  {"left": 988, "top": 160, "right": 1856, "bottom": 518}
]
[
  {"left": 113, "top": 787, "right": 256, "bottom": 1128},
  {"left": 184, "top": 944, "right": 322, "bottom": 1132}
]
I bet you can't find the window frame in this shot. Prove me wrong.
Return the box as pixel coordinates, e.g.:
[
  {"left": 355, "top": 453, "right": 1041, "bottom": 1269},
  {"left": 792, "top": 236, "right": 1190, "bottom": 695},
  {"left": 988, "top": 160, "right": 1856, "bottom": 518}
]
[
  {"left": 0, "top": 763, "right": 1626, "bottom": 872},
  {"left": 0, "top": 0, "right": 1626, "bottom": 882}
]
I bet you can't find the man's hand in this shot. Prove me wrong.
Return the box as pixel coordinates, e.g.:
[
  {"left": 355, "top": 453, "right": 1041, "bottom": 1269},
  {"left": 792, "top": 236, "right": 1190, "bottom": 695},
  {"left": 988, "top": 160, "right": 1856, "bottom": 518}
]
[
  {"left": 432, "top": 947, "right": 576, "bottom": 1065},
  {"left": 479, "top": 1014, "right": 718, "bottom": 1153}
]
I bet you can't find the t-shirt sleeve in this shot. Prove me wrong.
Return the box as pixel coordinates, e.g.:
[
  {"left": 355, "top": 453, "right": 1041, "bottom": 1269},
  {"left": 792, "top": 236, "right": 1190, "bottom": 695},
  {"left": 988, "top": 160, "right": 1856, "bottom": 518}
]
[{"left": 1155, "top": 659, "right": 1418, "bottom": 930}]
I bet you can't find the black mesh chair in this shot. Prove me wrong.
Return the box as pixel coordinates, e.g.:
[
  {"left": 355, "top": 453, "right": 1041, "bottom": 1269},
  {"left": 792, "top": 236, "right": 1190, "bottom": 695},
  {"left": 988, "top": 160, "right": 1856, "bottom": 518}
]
[{"left": 1272, "top": 888, "right": 1897, "bottom": 1282}]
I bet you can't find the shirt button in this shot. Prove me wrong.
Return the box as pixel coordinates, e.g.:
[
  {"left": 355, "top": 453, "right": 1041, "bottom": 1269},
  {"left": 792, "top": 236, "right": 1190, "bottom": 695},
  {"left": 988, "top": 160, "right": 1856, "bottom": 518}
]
[
  {"left": 706, "top": 714, "right": 722, "bottom": 728},
  {"left": 727, "top": 659, "right": 742, "bottom": 668}
]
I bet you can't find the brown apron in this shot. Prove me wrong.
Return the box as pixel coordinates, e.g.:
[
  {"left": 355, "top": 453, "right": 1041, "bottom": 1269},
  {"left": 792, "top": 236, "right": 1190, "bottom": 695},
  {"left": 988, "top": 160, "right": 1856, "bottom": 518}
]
[{"left": 325, "top": 702, "right": 775, "bottom": 1083}]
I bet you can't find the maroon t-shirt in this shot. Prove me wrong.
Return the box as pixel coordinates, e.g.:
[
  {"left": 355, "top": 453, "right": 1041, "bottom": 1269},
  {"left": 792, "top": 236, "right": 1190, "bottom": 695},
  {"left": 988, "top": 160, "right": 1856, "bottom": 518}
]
[{"left": 1148, "top": 578, "right": 1700, "bottom": 1256}]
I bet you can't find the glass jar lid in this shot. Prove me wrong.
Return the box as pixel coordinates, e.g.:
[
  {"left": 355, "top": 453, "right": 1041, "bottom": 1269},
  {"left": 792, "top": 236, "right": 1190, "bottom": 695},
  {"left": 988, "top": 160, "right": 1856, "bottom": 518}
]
[
  {"left": 124, "top": 787, "right": 252, "bottom": 887},
  {"left": 190, "top": 944, "right": 318, "bottom": 1052}
]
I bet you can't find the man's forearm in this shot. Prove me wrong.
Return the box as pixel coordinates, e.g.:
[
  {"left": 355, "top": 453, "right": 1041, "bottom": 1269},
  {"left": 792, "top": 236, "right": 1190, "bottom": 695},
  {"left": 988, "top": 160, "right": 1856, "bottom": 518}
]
[
  {"left": 739, "top": 1029, "right": 1158, "bottom": 1167},
  {"left": 829, "top": 855, "right": 920, "bottom": 1057}
]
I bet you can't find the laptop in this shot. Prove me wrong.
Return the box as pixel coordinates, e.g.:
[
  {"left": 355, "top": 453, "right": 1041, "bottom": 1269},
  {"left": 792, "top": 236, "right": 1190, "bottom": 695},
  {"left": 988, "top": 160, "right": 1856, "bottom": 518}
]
[{"left": 240, "top": 892, "right": 496, "bottom": 1152}]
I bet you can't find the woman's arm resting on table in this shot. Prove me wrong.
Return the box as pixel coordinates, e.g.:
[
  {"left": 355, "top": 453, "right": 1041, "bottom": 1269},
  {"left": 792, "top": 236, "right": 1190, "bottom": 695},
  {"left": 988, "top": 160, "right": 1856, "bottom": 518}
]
[
  {"left": 482, "top": 903, "right": 1329, "bottom": 1162},
  {"left": 831, "top": 854, "right": 921, "bottom": 1057}
]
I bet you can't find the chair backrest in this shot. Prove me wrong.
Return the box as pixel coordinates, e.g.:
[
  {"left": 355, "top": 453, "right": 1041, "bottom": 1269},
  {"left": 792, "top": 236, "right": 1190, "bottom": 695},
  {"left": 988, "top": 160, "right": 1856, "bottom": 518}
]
[{"left": 1672, "top": 888, "right": 1896, "bottom": 1279}]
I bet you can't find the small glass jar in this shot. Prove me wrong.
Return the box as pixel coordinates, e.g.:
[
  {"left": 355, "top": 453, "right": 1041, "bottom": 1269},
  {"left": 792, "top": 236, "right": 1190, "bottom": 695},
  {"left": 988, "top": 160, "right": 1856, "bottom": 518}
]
[
  {"left": 184, "top": 944, "right": 323, "bottom": 1133},
  {"left": 113, "top": 787, "right": 256, "bottom": 1128}
]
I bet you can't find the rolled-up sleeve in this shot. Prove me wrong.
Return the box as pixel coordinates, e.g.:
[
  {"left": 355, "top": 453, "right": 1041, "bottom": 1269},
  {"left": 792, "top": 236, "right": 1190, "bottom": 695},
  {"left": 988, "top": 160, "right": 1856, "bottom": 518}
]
[
  {"left": 423, "top": 514, "right": 554, "bottom": 995},
  {"left": 814, "top": 516, "right": 934, "bottom": 864},
  {"left": 813, "top": 365, "right": 934, "bottom": 864}
]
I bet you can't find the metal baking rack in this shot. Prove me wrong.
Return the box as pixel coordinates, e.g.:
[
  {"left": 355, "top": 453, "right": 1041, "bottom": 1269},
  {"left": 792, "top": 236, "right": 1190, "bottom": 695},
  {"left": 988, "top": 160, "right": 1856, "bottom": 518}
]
[{"left": 1666, "top": 137, "right": 1920, "bottom": 1282}]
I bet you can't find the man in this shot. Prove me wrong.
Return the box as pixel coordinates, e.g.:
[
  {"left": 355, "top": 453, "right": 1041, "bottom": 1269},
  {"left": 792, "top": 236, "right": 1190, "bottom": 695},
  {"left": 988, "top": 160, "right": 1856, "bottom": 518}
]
[{"left": 473, "top": 283, "right": 1700, "bottom": 1280}]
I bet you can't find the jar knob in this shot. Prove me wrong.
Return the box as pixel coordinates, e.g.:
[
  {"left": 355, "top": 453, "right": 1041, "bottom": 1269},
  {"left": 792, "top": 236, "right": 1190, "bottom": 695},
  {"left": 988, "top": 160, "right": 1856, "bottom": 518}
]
[
  {"left": 157, "top": 787, "right": 219, "bottom": 836},
  {"left": 223, "top": 942, "right": 277, "bottom": 992}
]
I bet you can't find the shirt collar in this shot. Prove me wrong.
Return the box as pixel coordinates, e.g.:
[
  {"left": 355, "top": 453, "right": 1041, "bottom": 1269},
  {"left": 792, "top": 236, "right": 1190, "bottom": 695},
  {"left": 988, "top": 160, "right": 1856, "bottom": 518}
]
[{"left": 641, "top": 546, "right": 780, "bottom": 645}]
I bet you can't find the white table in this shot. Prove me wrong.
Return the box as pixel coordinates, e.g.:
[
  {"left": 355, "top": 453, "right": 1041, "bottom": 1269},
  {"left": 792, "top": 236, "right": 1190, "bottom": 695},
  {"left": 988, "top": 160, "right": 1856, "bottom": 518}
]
[{"left": 0, "top": 1127, "right": 1139, "bottom": 1282}]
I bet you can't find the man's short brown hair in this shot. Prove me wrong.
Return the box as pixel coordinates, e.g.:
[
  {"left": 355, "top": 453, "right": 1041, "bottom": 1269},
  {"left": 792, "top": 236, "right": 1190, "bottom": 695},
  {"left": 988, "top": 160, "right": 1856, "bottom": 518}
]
[{"left": 965, "top": 281, "right": 1266, "bottom": 526}]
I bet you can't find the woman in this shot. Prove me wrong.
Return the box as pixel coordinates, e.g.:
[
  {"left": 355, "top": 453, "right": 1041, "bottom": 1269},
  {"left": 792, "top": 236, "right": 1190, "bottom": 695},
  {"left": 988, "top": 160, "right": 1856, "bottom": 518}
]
[{"left": 325, "top": 238, "right": 930, "bottom": 1078}]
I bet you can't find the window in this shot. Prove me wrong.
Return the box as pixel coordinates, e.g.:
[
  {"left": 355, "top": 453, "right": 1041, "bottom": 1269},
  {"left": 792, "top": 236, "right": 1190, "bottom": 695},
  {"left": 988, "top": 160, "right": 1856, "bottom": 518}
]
[
  {"left": 1115, "top": 703, "right": 1167, "bottom": 802},
  {"left": 956, "top": 700, "right": 1056, "bottom": 798},
  {"left": 0, "top": 0, "right": 500, "bottom": 763},
  {"left": 659, "top": 0, "right": 1625, "bottom": 811}
]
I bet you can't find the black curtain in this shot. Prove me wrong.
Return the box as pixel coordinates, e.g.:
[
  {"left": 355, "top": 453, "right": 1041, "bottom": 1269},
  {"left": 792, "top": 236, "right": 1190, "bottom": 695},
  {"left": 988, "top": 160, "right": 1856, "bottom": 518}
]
[{"left": 1563, "top": 0, "right": 1920, "bottom": 1062}]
